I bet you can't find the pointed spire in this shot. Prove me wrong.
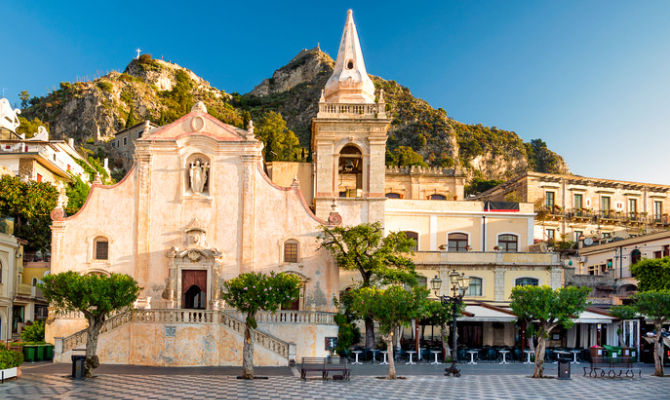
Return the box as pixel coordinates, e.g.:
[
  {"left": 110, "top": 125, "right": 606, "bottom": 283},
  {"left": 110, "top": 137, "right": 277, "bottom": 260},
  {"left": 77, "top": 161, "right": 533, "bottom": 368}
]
[{"left": 324, "top": 9, "right": 375, "bottom": 104}]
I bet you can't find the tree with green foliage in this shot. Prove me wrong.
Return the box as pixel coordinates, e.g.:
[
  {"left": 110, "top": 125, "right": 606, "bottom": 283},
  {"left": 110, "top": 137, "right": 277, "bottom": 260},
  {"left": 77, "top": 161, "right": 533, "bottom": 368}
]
[
  {"left": 631, "top": 257, "right": 670, "bottom": 291},
  {"left": 609, "top": 304, "right": 637, "bottom": 349},
  {"left": 349, "top": 286, "right": 429, "bottom": 379},
  {"left": 386, "top": 146, "right": 428, "bottom": 167},
  {"left": 525, "top": 139, "right": 562, "bottom": 173},
  {"left": 19, "top": 90, "right": 30, "bottom": 109},
  {"left": 221, "top": 272, "right": 301, "bottom": 379},
  {"left": 333, "top": 289, "right": 361, "bottom": 357},
  {"left": 65, "top": 175, "right": 90, "bottom": 215},
  {"left": 20, "top": 320, "right": 45, "bottom": 343},
  {"left": 319, "top": 222, "right": 417, "bottom": 349},
  {"left": 0, "top": 175, "right": 58, "bottom": 252},
  {"left": 15, "top": 116, "right": 48, "bottom": 138},
  {"left": 425, "top": 300, "right": 462, "bottom": 361},
  {"left": 254, "top": 111, "right": 300, "bottom": 162},
  {"left": 510, "top": 285, "right": 591, "bottom": 378},
  {"left": 617, "top": 290, "right": 670, "bottom": 376},
  {"left": 39, "top": 271, "right": 140, "bottom": 377},
  {"left": 464, "top": 177, "right": 504, "bottom": 196},
  {"left": 125, "top": 106, "right": 138, "bottom": 128}
]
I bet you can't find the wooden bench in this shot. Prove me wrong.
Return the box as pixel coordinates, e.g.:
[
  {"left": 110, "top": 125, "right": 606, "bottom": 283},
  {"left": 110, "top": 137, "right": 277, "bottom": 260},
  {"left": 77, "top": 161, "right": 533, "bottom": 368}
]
[
  {"left": 583, "top": 356, "right": 641, "bottom": 378},
  {"left": 300, "top": 357, "right": 350, "bottom": 381}
]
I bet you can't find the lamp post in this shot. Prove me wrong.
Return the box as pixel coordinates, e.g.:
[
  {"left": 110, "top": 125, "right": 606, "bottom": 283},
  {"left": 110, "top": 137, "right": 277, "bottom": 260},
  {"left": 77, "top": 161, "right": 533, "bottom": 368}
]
[{"left": 431, "top": 270, "right": 469, "bottom": 377}]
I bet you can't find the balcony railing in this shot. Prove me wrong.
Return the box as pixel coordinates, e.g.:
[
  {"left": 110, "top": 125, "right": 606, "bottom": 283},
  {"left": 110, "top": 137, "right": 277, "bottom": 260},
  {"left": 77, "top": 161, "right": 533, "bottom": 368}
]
[
  {"left": 537, "top": 207, "right": 669, "bottom": 226},
  {"left": 317, "top": 103, "right": 383, "bottom": 119}
]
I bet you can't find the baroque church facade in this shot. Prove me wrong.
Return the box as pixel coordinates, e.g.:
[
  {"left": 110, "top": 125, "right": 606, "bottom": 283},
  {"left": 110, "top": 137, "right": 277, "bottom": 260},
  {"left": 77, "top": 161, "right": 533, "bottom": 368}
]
[{"left": 47, "top": 10, "right": 565, "bottom": 366}]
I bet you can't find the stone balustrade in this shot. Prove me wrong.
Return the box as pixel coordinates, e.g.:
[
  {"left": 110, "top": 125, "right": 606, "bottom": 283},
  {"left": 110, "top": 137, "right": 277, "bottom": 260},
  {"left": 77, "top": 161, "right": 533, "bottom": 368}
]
[
  {"left": 224, "top": 309, "right": 336, "bottom": 325},
  {"left": 317, "top": 102, "right": 382, "bottom": 119},
  {"left": 54, "top": 309, "right": 318, "bottom": 362}
]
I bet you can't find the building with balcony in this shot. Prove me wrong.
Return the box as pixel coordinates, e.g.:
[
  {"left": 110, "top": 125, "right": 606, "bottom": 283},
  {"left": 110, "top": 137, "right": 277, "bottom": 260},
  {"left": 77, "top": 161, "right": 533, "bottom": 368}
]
[
  {"left": 0, "top": 117, "right": 89, "bottom": 188},
  {"left": 477, "top": 171, "right": 670, "bottom": 243}
]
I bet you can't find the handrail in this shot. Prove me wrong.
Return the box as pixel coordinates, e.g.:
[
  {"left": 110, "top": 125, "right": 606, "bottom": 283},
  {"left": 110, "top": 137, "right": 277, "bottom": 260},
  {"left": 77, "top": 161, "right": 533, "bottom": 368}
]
[
  {"left": 57, "top": 309, "right": 295, "bottom": 360},
  {"left": 61, "top": 310, "right": 132, "bottom": 353},
  {"left": 223, "top": 309, "right": 336, "bottom": 325}
]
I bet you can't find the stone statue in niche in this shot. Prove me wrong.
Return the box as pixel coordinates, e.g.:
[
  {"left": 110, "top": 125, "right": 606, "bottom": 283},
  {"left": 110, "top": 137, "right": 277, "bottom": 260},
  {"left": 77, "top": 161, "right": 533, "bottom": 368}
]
[{"left": 189, "top": 159, "right": 209, "bottom": 193}]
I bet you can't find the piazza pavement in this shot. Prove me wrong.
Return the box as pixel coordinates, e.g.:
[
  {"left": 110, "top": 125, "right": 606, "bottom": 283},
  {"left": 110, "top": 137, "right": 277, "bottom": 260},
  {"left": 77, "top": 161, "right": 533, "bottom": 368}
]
[{"left": 1, "top": 362, "right": 669, "bottom": 399}]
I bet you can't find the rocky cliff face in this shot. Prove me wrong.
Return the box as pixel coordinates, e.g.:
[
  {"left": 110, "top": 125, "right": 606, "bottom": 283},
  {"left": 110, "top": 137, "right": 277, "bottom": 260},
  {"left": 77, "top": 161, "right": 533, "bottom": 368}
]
[
  {"left": 19, "top": 50, "right": 568, "bottom": 180},
  {"left": 21, "top": 56, "right": 241, "bottom": 142},
  {"left": 242, "top": 48, "right": 569, "bottom": 180}
]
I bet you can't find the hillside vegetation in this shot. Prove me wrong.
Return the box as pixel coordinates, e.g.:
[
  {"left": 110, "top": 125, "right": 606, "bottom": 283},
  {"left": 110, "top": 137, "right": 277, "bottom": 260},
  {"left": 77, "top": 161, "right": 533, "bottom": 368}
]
[{"left": 17, "top": 50, "right": 568, "bottom": 181}]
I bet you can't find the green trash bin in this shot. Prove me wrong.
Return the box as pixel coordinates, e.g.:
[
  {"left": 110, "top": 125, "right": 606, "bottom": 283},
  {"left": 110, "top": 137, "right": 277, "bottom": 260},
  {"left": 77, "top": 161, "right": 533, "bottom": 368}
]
[
  {"left": 44, "top": 344, "right": 54, "bottom": 361},
  {"left": 23, "top": 345, "right": 36, "bottom": 362},
  {"left": 35, "top": 344, "right": 46, "bottom": 361}
]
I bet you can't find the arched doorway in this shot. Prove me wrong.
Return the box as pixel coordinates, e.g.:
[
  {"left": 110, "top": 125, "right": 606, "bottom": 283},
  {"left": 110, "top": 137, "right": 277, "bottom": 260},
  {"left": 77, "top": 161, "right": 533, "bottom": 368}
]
[
  {"left": 182, "top": 270, "right": 207, "bottom": 309},
  {"left": 184, "top": 285, "right": 206, "bottom": 309}
]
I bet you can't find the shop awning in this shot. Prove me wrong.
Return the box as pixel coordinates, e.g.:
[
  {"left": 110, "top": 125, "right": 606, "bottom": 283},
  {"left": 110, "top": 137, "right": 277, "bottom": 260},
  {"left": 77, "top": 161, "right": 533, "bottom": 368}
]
[
  {"left": 572, "top": 310, "right": 616, "bottom": 324},
  {"left": 457, "top": 305, "right": 517, "bottom": 322}
]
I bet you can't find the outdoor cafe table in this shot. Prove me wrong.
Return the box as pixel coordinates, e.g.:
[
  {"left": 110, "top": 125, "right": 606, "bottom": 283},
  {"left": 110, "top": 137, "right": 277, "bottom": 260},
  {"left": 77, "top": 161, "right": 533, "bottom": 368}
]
[
  {"left": 570, "top": 350, "right": 580, "bottom": 364},
  {"left": 498, "top": 350, "right": 510, "bottom": 364},
  {"left": 523, "top": 350, "right": 535, "bottom": 364},
  {"left": 467, "top": 350, "right": 478, "bottom": 365},
  {"left": 352, "top": 350, "right": 363, "bottom": 365},
  {"left": 370, "top": 349, "right": 380, "bottom": 363},
  {"left": 405, "top": 350, "right": 417, "bottom": 365}
]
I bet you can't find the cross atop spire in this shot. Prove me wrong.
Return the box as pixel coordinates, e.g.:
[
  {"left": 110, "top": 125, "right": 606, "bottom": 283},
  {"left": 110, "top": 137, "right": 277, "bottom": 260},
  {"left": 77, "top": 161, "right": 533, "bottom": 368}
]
[{"left": 324, "top": 9, "right": 376, "bottom": 104}]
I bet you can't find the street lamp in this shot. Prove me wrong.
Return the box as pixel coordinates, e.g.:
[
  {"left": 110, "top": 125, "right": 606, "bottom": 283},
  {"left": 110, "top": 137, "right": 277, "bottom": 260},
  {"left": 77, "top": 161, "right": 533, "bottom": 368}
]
[{"left": 432, "top": 270, "right": 469, "bottom": 377}]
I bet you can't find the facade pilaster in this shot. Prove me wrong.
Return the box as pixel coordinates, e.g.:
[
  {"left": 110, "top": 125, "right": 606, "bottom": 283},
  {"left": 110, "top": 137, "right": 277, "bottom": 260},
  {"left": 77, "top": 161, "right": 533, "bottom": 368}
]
[
  {"left": 494, "top": 267, "right": 506, "bottom": 301},
  {"left": 240, "top": 155, "right": 259, "bottom": 272}
]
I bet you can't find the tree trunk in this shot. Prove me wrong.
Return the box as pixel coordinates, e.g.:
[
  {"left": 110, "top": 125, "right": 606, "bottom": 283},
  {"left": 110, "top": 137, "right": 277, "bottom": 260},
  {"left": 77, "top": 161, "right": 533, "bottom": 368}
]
[
  {"left": 242, "top": 315, "right": 255, "bottom": 379},
  {"left": 533, "top": 332, "right": 547, "bottom": 378},
  {"left": 364, "top": 317, "right": 375, "bottom": 349},
  {"left": 653, "top": 323, "right": 664, "bottom": 377},
  {"left": 441, "top": 322, "right": 451, "bottom": 361},
  {"left": 84, "top": 316, "right": 104, "bottom": 377},
  {"left": 383, "top": 332, "right": 397, "bottom": 379}
]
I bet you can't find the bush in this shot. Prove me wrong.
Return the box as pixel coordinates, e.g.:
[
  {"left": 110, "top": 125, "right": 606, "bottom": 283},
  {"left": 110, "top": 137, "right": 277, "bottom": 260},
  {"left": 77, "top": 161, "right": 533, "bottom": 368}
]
[
  {"left": 96, "top": 81, "right": 114, "bottom": 93},
  {"left": 0, "top": 348, "right": 24, "bottom": 369},
  {"left": 20, "top": 320, "right": 45, "bottom": 343}
]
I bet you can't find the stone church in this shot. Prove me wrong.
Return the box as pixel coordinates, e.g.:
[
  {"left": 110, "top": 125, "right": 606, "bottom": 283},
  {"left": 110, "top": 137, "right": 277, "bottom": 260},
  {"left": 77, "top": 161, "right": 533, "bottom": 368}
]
[{"left": 47, "top": 10, "right": 559, "bottom": 366}]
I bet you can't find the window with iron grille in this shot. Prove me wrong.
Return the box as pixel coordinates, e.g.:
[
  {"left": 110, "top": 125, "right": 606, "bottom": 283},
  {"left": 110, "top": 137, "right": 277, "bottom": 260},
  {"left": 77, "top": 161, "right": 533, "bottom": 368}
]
[
  {"left": 95, "top": 238, "right": 109, "bottom": 260},
  {"left": 515, "top": 277, "right": 538, "bottom": 287},
  {"left": 284, "top": 241, "right": 298, "bottom": 263}
]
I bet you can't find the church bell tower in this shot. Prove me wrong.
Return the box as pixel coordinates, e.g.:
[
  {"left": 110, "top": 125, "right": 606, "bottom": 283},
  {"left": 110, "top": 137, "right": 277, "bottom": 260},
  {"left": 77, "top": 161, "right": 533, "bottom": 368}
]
[{"left": 312, "top": 9, "right": 391, "bottom": 224}]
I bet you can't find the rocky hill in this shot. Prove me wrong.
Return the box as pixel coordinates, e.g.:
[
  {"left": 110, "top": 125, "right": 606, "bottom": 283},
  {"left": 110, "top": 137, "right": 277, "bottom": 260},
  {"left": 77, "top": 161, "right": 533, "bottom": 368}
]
[
  {"left": 21, "top": 55, "right": 244, "bottom": 141},
  {"left": 19, "top": 50, "right": 568, "bottom": 180},
  {"left": 242, "top": 47, "right": 569, "bottom": 179}
]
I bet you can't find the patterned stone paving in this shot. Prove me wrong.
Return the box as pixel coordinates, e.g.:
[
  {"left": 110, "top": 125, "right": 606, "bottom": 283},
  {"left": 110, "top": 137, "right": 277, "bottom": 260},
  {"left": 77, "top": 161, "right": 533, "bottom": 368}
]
[{"left": 1, "top": 369, "right": 668, "bottom": 400}]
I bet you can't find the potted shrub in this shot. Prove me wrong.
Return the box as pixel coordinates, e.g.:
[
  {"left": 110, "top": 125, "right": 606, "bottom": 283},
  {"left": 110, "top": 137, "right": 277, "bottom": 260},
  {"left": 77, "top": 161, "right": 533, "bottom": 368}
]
[
  {"left": 0, "top": 346, "right": 24, "bottom": 381},
  {"left": 20, "top": 320, "right": 47, "bottom": 362}
]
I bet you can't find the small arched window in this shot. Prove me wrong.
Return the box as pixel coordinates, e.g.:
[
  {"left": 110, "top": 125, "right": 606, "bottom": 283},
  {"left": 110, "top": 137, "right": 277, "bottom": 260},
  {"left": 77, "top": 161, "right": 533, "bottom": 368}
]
[
  {"left": 284, "top": 240, "right": 299, "bottom": 263},
  {"left": 385, "top": 193, "right": 402, "bottom": 199},
  {"left": 448, "top": 233, "right": 468, "bottom": 252},
  {"left": 498, "top": 234, "right": 518, "bottom": 252},
  {"left": 630, "top": 249, "right": 641, "bottom": 265},
  {"left": 466, "top": 277, "right": 482, "bottom": 296},
  {"left": 429, "top": 194, "right": 446, "bottom": 200},
  {"left": 515, "top": 277, "right": 539, "bottom": 287},
  {"left": 401, "top": 231, "right": 419, "bottom": 251},
  {"left": 94, "top": 237, "right": 109, "bottom": 260},
  {"left": 32, "top": 278, "right": 38, "bottom": 286}
]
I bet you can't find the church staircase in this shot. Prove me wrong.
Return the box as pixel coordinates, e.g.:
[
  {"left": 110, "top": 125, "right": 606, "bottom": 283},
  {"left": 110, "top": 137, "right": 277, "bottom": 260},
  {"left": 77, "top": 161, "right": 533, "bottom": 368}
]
[{"left": 54, "top": 309, "right": 334, "bottom": 364}]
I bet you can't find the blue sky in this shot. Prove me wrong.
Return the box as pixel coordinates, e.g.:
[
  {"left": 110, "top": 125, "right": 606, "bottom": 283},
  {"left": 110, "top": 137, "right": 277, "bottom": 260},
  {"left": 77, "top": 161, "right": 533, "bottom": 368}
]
[{"left": 1, "top": 0, "right": 669, "bottom": 183}]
